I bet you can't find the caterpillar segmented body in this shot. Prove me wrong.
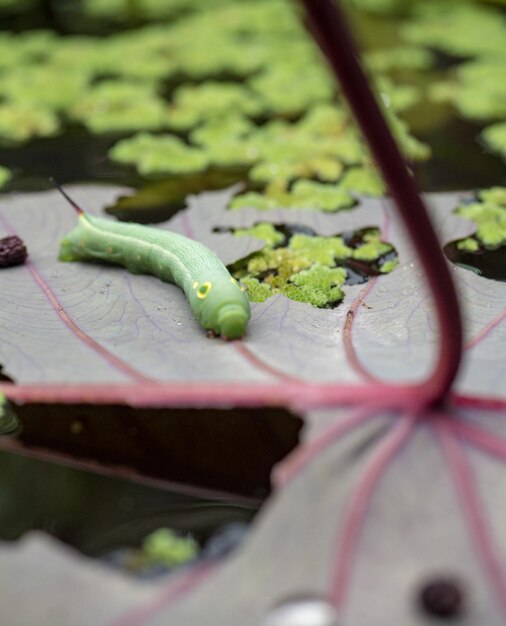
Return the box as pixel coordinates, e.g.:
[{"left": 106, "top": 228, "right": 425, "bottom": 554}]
[{"left": 55, "top": 184, "right": 250, "bottom": 340}]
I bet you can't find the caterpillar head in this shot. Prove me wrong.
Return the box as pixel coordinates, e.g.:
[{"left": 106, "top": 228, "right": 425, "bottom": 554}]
[{"left": 191, "top": 276, "right": 250, "bottom": 340}]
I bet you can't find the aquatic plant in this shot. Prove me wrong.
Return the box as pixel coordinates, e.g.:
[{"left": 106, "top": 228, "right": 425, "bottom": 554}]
[
  {"left": 141, "top": 528, "right": 198, "bottom": 567},
  {"left": 69, "top": 81, "right": 168, "bottom": 134},
  {"left": 0, "top": 103, "right": 59, "bottom": 144},
  {"left": 482, "top": 122, "right": 506, "bottom": 159},
  {"left": 229, "top": 225, "right": 396, "bottom": 306},
  {"left": 0, "top": 0, "right": 431, "bottom": 205},
  {"left": 456, "top": 187, "right": 506, "bottom": 249},
  {"left": 109, "top": 133, "right": 209, "bottom": 175},
  {"left": 0, "top": 165, "right": 12, "bottom": 188}
]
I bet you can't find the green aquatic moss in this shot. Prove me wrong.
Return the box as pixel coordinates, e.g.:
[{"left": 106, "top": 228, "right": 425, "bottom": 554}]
[
  {"left": 229, "top": 181, "right": 356, "bottom": 213},
  {"left": 190, "top": 116, "right": 254, "bottom": 147},
  {"left": 375, "top": 76, "right": 421, "bottom": 113},
  {"left": 284, "top": 265, "right": 347, "bottom": 307},
  {"left": 228, "top": 192, "right": 280, "bottom": 211},
  {"left": 0, "top": 30, "right": 58, "bottom": 71},
  {"left": 109, "top": 133, "right": 209, "bottom": 175},
  {"left": 289, "top": 180, "right": 355, "bottom": 211},
  {"left": 230, "top": 226, "right": 397, "bottom": 307},
  {"left": 352, "top": 231, "right": 393, "bottom": 261},
  {"left": 366, "top": 46, "right": 434, "bottom": 72},
  {"left": 457, "top": 237, "right": 480, "bottom": 252},
  {"left": 0, "top": 65, "right": 89, "bottom": 112},
  {"left": 234, "top": 223, "right": 285, "bottom": 246},
  {"left": 249, "top": 157, "right": 344, "bottom": 185},
  {"left": 0, "top": 0, "right": 430, "bottom": 206},
  {"left": 482, "top": 123, "right": 506, "bottom": 159},
  {"left": 339, "top": 167, "right": 385, "bottom": 196},
  {"left": 349, "top": 0, "right": 418, "bottom": 15},
  {"left": 240, "top": 276, "right": 273, "bottom": 303},
  {"left": 479, "top": 187, "right": 506, "bottom": 205},
  {"left": 387, "top": 111, "right": 432, "bottom": 161},
  {"left": 141, "top": 528, "right": 198, "bottom": 567},
  {"left": 69, "top": 81, "right": 167, "bottom": 133},
  {"left": 0, "top": 103, "right": 59, "bottom": 144},
  {"left": 81, "top": 0, "right": 226, "bottom": 21},
  {"left": 456, "top": 198, "right": 506, "bottom": 248},
  {"left": 431, "top": 60, "right": 506, "bottom": 122},
  {"left": 289, "top": 234, "right": 353, "bottom": 265},
  {"left": 401, "top": 1, "right": 506, "bottom": 58},
  {"left": 0, "top": 165, "right": 12, "bottom": 188},
  {"left": 166, "top": 82, "right": 264, "bottom": 131},
  {"left": 249, "top": 62, "right": 334, "bottom": 116},
  {"left": 379, "top": 259, "right": 398, "bottom": 273},
  {"left": 189, "top": 116, "right": 259, "bottom": 167}
]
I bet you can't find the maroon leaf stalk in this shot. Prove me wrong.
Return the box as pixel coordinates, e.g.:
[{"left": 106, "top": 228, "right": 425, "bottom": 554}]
[{"left": 299, "top": 0, "right": 463, "bottom": 407}]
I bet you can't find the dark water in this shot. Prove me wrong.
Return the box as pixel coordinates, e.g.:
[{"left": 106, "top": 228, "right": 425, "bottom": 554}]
[{"left": 0, "top": 449, "right": 256, "bottom": 572}]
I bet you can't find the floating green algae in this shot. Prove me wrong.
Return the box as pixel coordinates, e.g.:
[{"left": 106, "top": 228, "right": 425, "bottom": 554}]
[
  {"left": 69, "top": 81, "right": 168, "bottom": 134},
  {"left": 82, "top": 0, "right": 230, "bottom": 22},
  {"left": 431, "top": 61, "right": 506, "bottom": 122},
  {"left": 0, "top": 103, "right": 59, "bottom": 144},
  {"left": 0, "top": 65, "right": 89, "bottom": 113},
  {"left": 349, "top": 0, "right": 418, "bottom": 15},
  {"left": 141, "top": 528, "right": 198, "bottom": 568},
  {"left": 447, "top": 187, "right": 506, "bottom": 281},
  {"left": 401, "top": 1, "right": 506, "bottom": 58},
  {"left": 234, "top": 223, "right": 285, "bottom": 247},
  {"left": 166, "top": 83, "right": 264, "bottom": 131},
  {"left": 109, "top": 133, "right": 209, "bottom": 175},
  {"left": 398, "top": 1, "right": 506, "bottom": 156},
  {"left": 482, "top": 123, "right": 506, "bottom": 159},
  {"left": 229, "top": 181, "right": 356, "bottom": 213},
  {"left": 339, "top": 167, "right": 386, "bottom": 196},
  {"left": 479, "top": 187, "right": 506, "bottom": 205},
  {"left": 0, "top": 165, "right": 12, "bottom": 189},
  {"left": 0, "top": 0, "right": 434, "bottom": 208},
  {"left": 365, "top": 46, "right": 434, "bottom": 72},
  {"left": 455, "top": 187, "right": 506, "bottom": 249},
  {"left": 229, "top": 225, "right": 397, "bottom": 307}
]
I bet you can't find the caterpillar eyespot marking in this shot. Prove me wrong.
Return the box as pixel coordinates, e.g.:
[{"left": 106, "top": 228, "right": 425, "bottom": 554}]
[
  {"left": 54, "top": 182, "right": 251, "bottom": 340},
  {"left": 197, "top": 281, "right": 212, "bottom": 299}
]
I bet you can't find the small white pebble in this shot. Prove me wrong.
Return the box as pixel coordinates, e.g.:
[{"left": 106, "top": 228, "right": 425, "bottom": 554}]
[{"left": 262, "top": 598, "right": 339, "bottom": 626}]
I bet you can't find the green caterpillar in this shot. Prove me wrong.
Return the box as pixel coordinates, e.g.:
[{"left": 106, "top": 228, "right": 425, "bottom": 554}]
[{"left": 55, "top": 183, "right": 250, "bottom": 340}]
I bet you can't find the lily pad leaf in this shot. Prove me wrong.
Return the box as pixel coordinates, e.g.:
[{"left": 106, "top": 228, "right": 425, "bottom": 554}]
[
  {"left": 0, "top": 185, "right": 501, "bottom": 399},
  {"left": 1, "top": 186, "right": 506, "bottom": 626}
]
